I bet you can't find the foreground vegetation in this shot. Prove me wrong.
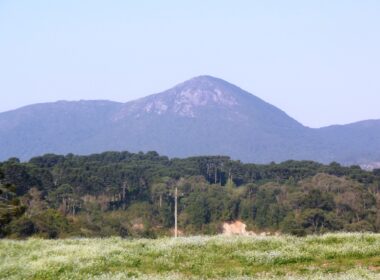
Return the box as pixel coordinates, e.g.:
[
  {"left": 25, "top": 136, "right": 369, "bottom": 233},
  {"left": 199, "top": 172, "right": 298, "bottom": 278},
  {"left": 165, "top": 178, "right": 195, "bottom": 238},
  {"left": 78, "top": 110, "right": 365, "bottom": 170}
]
[
  {"left": 1, "top": 151, "right": 380, "bottom": 238},
  {"left": 1, "top": 233, "right": 380, "bottom": 279}
]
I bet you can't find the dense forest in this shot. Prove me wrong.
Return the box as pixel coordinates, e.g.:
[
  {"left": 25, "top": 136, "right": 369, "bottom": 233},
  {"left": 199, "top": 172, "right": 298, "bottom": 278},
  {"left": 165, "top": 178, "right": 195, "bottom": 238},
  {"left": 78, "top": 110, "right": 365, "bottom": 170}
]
[{"left": 1, "top": 151, "right": 380, "bottom": 238}]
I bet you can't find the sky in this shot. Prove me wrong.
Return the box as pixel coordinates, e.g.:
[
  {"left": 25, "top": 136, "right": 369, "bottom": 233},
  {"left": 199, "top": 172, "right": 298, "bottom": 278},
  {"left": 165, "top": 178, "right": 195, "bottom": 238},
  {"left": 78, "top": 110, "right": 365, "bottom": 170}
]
[{"left": 0, "top": 0, "right": 379, "bottom": 128}]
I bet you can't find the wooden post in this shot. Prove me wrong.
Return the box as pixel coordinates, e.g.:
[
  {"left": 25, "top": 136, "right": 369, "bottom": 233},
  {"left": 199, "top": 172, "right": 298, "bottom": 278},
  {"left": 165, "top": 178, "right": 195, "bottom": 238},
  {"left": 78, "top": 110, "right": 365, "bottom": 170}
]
[
  {"left": 174, "top": 186, "right": 178, "bottom": 238},
  {"left": 122, "top": 182, "right": 127, "bottom": 210},
  {"left": 214, "top": 165, "right": 217, "bottom": 184}
]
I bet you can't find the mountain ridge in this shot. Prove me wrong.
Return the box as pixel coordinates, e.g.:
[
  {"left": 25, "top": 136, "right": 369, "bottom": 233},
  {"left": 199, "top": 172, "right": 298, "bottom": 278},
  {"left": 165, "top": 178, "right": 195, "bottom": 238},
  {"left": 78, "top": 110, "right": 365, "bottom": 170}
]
[{"left": 0, "top": 75, "right": 379, "bottom": 164}]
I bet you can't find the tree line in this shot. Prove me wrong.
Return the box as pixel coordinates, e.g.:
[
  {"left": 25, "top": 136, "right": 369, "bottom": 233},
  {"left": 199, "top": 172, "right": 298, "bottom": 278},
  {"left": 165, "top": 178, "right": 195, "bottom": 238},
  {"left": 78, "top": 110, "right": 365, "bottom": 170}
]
[{"left": 1, "top": 151, "right": 380, "bottom": 238}]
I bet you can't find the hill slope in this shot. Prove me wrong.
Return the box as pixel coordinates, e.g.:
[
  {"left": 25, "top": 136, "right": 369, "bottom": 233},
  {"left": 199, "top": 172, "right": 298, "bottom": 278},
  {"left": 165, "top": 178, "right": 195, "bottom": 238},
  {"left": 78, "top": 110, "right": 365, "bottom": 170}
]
[{"left": 0, "top": 76, "right": 379, "bottom": 164}]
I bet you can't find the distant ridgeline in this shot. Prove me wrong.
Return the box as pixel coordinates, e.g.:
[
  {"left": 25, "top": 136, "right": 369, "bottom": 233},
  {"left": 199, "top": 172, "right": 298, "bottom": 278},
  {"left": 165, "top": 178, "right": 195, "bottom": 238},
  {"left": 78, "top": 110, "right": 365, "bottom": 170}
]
[
  {"left": 1, "top": 76, "right": 380, "bottom": 165},
  {"left": 1, "top": 150, "right": 380, "bottom": 238}
]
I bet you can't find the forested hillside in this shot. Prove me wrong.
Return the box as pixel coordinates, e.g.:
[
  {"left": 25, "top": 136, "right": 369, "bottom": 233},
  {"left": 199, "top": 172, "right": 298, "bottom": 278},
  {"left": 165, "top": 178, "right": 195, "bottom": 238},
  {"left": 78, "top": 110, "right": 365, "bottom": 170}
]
[{"left": 1, "top": 151, "right": 380, "bottom": 238}]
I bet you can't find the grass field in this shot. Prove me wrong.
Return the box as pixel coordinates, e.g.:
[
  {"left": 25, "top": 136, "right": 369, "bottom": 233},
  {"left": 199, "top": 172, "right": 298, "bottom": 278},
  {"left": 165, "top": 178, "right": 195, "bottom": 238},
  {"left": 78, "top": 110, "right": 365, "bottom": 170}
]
[{"left": 1, "top": 233, "right": 380, "bottom": 280}]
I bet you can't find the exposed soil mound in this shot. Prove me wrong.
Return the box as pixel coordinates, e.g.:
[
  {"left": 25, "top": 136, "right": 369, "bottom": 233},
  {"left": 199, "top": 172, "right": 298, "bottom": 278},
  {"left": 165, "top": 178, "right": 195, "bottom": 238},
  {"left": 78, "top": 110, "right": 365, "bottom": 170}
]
[
  {"left": 222, "top": 221, "right": 275, "bottom": 236},
  {"left": 222, "top": 220, "right": 250, "bottom": 236}
]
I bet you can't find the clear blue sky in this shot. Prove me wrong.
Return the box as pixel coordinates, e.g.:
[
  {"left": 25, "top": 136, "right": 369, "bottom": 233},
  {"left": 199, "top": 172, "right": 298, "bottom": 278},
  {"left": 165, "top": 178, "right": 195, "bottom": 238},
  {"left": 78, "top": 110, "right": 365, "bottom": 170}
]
[{"left": 0, "top": 0, "right": 379, "bottom": 128}]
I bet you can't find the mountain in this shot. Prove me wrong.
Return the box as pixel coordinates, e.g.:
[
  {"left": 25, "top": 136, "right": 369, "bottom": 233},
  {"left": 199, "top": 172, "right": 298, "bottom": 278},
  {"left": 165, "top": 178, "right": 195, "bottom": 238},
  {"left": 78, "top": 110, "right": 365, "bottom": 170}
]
[
  {"left": 316, "top": 120, "right": 380, "bottom": 164},
  {"left": 0, "top": 75, "right": 379, "bottom": 164},
  {"left": 0, "top": 100, "right": 123, "bottom": 158}
]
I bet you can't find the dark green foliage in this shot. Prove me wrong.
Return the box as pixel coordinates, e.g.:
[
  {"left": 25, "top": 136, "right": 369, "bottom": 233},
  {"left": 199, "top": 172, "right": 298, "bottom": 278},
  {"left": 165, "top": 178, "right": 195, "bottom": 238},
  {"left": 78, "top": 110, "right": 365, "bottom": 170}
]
[
  {"left": 185, "top": 194, "right": 210, "bottom": 229},
  {"left": 5, "top": 209, "right": 68, "bottom": 238},
  {"left": 301, "top": 189, "right": 335, "bottom": 211},
  {"left": 280, "top": 214, "right": 306, "bottom": 236},
  {"left": 1, "top": 150, "right": 380, "bottom": 238},
  {"left": 0, "top": 182, "right": 26, "bottom": 237}
]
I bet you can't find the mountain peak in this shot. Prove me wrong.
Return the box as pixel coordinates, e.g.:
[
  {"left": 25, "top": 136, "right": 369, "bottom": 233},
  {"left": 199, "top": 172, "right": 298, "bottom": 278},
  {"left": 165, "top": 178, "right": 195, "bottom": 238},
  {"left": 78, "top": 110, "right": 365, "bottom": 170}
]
[
  {"left": 169, "top": 75, "right": 240, "bottom": 111},
  {"left": 174, "top": 75, "right": 241, "bottom": 94},
  {"left": 180, "top": 75, "right": 229, "bottom": 85},
  {"left": 118, "top": 76, "right": 247, "bottom": 118},
  {"left": 116, "top": 75, "right": 298, "bottom": 123}
]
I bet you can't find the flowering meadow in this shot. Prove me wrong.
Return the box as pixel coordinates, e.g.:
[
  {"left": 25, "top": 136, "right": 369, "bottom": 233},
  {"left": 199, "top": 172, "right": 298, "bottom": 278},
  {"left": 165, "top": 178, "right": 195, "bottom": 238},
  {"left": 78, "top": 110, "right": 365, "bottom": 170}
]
[{"left": 1, "top": 233, "right": 380, "bottom": 279}]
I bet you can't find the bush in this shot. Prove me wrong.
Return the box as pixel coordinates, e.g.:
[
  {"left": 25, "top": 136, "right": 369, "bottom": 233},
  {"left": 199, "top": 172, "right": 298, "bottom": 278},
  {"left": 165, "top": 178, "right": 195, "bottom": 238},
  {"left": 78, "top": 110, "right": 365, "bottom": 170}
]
[
  {"left": 6, "top": 216, "right": 36, "bottom": 238},
  {"left": 280, "top": 214, "right": 306, "bottom": 236},
  {"left": 33, "top": 209, "right": 69, "bottom": 238},
  {"left": 344, "top": 220, "right": 375, "bottom": 232}
]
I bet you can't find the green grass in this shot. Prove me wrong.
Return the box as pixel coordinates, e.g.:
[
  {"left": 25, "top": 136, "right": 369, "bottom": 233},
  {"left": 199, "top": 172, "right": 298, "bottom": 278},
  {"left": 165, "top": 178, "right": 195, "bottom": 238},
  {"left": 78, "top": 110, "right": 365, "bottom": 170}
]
[{"left": 1, "top": 233, "right": 380, "bottom": 279}]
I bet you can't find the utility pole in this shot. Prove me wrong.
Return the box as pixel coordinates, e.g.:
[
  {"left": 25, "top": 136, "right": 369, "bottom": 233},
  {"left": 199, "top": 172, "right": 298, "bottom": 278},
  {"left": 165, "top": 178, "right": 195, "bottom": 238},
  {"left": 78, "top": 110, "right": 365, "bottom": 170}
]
[
  {"left": 174, "top": 186, "right": 178, "bottom": 238},
  {"left": 214, "top": 164, "right": 217, "bottom": 184},
  {"left": 122, "top": 181, "right": 127, "bottom": 210}
]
